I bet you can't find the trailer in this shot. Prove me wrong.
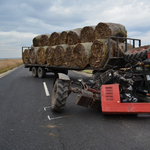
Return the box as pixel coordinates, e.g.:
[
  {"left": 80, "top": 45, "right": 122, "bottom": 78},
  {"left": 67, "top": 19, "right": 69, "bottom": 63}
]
[{"left": 22, "top": 37, "right": 141, "bottom": 78}]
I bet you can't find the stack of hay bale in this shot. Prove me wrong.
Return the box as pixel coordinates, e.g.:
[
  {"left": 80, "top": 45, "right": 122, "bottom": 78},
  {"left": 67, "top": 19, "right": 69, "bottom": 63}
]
[{"left": 22, "top": 22, "right": 129, "bottom": 69}]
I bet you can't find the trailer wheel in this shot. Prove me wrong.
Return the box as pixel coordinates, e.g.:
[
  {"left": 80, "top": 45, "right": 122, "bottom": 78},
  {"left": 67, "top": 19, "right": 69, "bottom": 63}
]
[
  {"left": 38, "top": 67, "right": 46, "bottom": 78},
  {"left": 32, "top": 67, "right": 38, "bottom": 77},
  {"left": 124, "top": 45, "right": 150, "bottom": 63},
  {"left": 51, "top": 79, "right": 69, "bottom": 112}
]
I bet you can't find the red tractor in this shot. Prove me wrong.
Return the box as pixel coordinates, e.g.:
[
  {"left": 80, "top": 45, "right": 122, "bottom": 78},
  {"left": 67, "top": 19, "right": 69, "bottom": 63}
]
[{"left": 51, "top": 37, "right": 150, "bottom": 114}]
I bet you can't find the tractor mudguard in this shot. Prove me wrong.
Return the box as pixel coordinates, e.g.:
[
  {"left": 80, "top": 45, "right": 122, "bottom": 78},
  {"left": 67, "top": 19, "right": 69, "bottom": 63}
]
[{"left": 58, "top": 73, "right": 70, "bottom": 81}]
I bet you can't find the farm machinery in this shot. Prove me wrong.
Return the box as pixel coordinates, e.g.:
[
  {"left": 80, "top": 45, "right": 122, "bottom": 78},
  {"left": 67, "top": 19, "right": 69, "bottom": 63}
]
[{"left": 51, "top": 37, "right": 150, "bottom": 114}]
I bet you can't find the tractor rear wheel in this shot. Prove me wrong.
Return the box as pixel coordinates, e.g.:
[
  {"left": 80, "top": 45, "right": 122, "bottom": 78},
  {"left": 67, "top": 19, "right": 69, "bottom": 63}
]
[
  {"left": 51, "top": 79, "right": 69, "bottom": 112},
  {"left": 124, "top": 45, "right": 150, "bottom": 63}
]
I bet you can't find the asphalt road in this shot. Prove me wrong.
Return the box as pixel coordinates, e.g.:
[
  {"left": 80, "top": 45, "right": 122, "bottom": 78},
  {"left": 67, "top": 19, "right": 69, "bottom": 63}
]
[{"left": 0, "top": 66, "right": 150, "bottom": 150}]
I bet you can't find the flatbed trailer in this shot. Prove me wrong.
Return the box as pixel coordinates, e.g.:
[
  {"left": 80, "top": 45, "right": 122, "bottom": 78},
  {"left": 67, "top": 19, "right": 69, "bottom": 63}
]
[{"left": 22, "top": 37, "right": 141, "bottom": 78}]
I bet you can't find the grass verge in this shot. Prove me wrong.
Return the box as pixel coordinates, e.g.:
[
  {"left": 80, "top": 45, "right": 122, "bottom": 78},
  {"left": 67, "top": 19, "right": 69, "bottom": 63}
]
[
  {"left": 0, "top": 59, "right": 23, "bottom": 74},
  {"left": 0, "top": 63, "right": 23, "bottom": 74},
  {"left": 82, "top": 70, "right": 93, "bottom": 74}
]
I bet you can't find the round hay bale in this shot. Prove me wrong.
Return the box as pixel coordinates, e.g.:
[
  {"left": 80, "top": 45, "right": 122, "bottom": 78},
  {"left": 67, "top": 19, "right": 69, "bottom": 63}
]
[
  {"left": 64, "top": 45, "right": 75, "bottom": 67},
  {"left": 80, "top": 26, "right": 95, "bottom": 43},
  {"left": 22, "top": 49, "right": 30, "bottom": 64},
  {"left": 73, "top": 42, "right": 92, "bottom": 68},
  {"left": 36, "top": 46, "right": 49, "bottom": 65},
  {"left": 56, "top": 31, "right": 69, "bottom": 45},
  {"left": 53, "top": 44, "right": 69, "bottom": 66},
  {"left": 33, "top": 35, "right": 41, "bottom": 47},
  {"left": 47, "top": 46, "right": 56, "bottom": 66},
  {"left": 94, "top": 22, "right": 127, "bottom": 42},
  {"left": 40, "top": 34, "right": 50, "bottom": 46},
  {"left": 49, "top": 32, "right": 60, "bottom": 46},
  {"left": 119, "top": 43, "right": 133, "bottom": 53},
  {"left": 90, "top": 39, "right": 122, "bottom": 68},
  {"left": 29, "top": 47, "right": 38, "bottom": 64},
  {"left": 67, "top": 28, "right": 81, "bottom": 45}
]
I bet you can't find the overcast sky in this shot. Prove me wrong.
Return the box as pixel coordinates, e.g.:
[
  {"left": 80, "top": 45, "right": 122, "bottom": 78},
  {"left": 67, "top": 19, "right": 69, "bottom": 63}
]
[{"left": 0, "top": 0, "right": 150, "bottom": 58}]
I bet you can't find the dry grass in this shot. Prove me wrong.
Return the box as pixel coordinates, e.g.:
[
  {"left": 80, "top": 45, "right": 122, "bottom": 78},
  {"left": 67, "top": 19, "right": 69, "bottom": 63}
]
[
  {"left": 0, "top": 59, "right": 23, "bottom": 74},
  {"left": 82, "top": 70, "right": 93, "bottom": 74}
]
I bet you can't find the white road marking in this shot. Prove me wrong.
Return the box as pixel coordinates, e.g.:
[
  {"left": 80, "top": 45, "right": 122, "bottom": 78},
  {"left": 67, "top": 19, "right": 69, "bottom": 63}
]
[
  {"left": 47, "top": 115, "right": 70, "bottom": 121},
  {"left": 44, "top": 106, "right": 51, "bottom": 111},
  {"left": 43, "top": 82, "right": 50, "bottom": 96},
  {"left": 48, "top": 115, "right": 51, "bottom": 120}
]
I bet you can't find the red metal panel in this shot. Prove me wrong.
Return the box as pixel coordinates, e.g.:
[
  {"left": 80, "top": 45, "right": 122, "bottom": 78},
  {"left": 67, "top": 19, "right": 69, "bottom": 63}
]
[
  {"left": 101, "top": 84, "right": 150, "bottom": 114},
  {"left": 148, "top": 51, "right": 150, "bottom": 58}
]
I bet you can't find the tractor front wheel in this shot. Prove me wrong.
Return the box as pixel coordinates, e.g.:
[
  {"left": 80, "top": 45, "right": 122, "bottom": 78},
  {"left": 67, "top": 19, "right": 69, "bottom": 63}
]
[{"left": 51, "top": 79, "right": 69, "bottom": 112}]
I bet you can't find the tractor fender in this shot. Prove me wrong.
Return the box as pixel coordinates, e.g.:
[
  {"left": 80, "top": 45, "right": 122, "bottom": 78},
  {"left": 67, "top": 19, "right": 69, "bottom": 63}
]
[{"left": 58, "top": 73, "right": 70, "bottom": 81}]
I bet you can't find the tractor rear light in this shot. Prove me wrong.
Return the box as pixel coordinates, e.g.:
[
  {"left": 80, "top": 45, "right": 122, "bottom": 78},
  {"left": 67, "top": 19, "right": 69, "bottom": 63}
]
[{"left": 139, "top": 62, "right": 144, "bottom": 66}]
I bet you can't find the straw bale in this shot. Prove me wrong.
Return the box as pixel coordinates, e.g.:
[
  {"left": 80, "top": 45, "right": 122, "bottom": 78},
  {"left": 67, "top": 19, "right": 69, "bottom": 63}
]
[
  {"left": 49, "top": 32, "right": 60, "bottom": 46},
  {"left": 94, "top": 22, "right": 127, "bottom": 42},
  {"left": 53, "top": 44, "right": 69, "bottom": 66},
  {"left": 67, "top": 28, "right": 81, "bottom": 45},
  {"left": 22, "top": 49, "right": 30, "bottom": 64},
  {"left": 73, "top": 42, "right": 92, "bottom": 68},
  {"left": 80, "top": 26, "right": 95, "bottom": 43}
]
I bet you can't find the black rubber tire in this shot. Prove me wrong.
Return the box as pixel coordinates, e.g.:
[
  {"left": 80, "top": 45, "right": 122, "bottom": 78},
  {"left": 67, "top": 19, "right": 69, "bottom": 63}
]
[
  {"left": 38, "top": 67, "right": 46, "bottom": 78},
  {"left": 32, "top": 67, "right": 38, "bottom": 77},
  {"left": 124, "top": 45, "right": 150, "bottom": 63},
  {"left": 51, "top": 79, "right": 69, "bottom": 112}
]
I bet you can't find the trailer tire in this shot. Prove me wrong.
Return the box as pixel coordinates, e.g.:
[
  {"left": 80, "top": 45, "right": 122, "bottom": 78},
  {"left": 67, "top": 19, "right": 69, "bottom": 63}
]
[
  {"left": 32, "top": 67, "right": 38, "bottom": 77},
  {"left": 51, "top": 79, "right": 69, "bottom": 112},
  {"left": 38, "top": 67, "right": 46, "bottom": 78},
  {"left": 124, "top": 45, "right": 150, "bottom": 63}
]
